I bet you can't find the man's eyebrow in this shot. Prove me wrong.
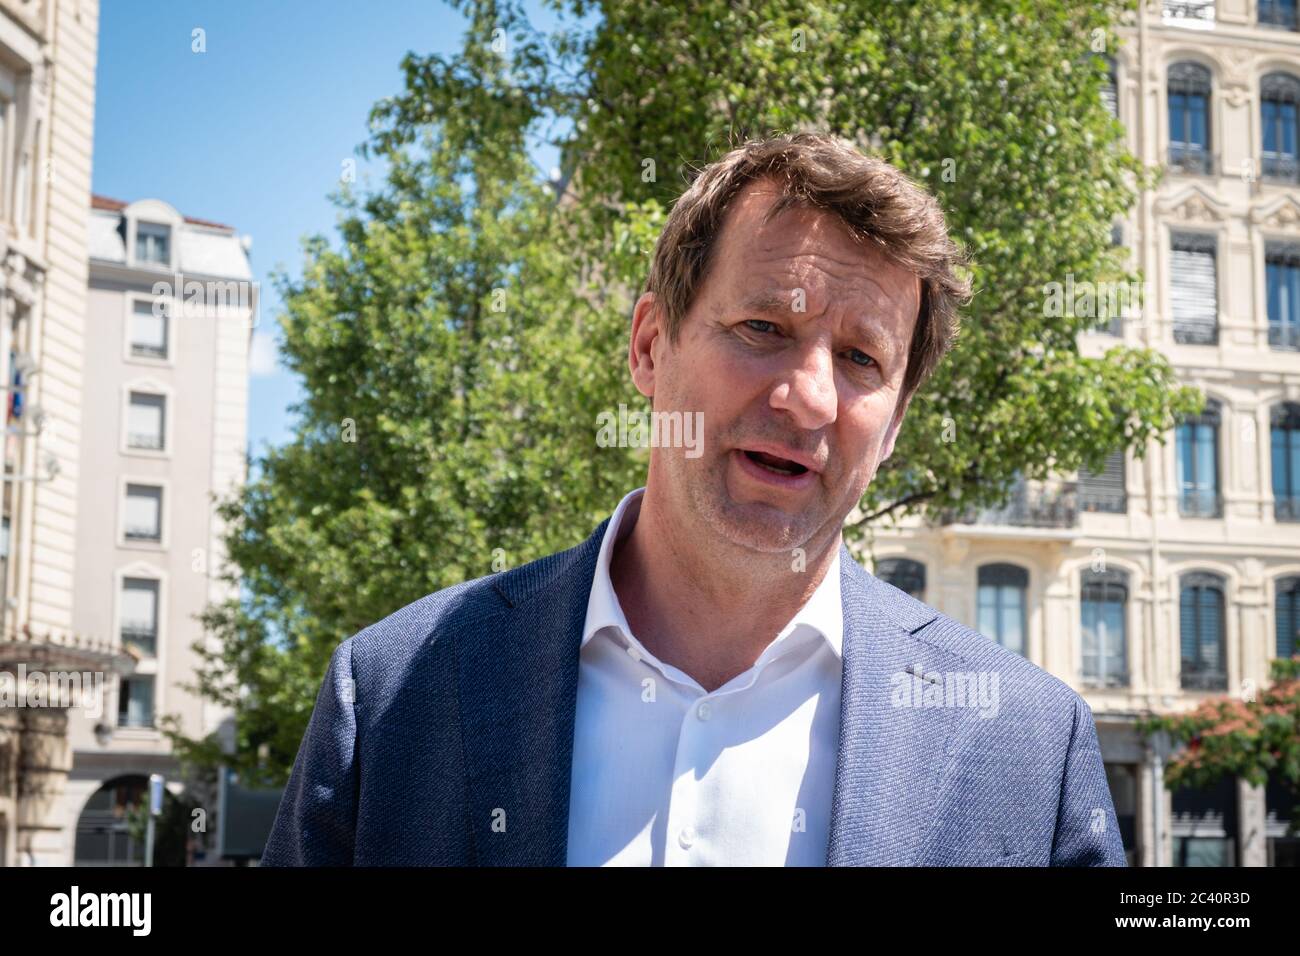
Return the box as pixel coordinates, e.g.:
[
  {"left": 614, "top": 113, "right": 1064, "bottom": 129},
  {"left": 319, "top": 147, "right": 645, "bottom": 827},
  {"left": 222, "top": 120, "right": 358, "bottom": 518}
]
[{"left": 738, "top": 289, "right": 900, "bottom": 363}]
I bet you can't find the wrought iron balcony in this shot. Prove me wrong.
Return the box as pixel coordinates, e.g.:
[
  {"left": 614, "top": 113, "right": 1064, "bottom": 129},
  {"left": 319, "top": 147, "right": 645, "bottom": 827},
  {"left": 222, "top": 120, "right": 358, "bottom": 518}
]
[
  {"left": 1168, "top": 142, "right": 1215, "bottom": 175},
  {"left": 1269, "top": 323, "right": 1300, "bottom": 351},
  {"left": 119, "top": 624, "right": 157, "bottom": 657},
  {"left": 126, "top": 432, "right": 164, "bottom": 450},
  {"left": 941, "top": 481, "right": 1079, "bottom": 529},
  {"left": 1276, "top": 494, "right": 1300, "bottom": 522},
  {"left": 1163, "top": 0, "right": 1216, "bottom": 26},
  {"left": 123, "top": 525, "right": 161, "bottom": 542},
  {"left": 1174, "top": 319, "right": 1219, "bottom": 345},
  {"left": 1181, "top": 664, "right": 1228, "bottom": 691},
  {"left": 129, "top": 342, "right": 167, "bottom": 359},
  {"left": 1262, "top": 152, "right": 1300, "bottom": 182},
  {"left": 1179, "top": 488, "right": 1223, "bottom": 518},
  {"left": 1083, "top": 671, "right": 1130, "bottom": 689},
  {"left": 1080, "top": 489, "right": 1128, "bottom": 514}
]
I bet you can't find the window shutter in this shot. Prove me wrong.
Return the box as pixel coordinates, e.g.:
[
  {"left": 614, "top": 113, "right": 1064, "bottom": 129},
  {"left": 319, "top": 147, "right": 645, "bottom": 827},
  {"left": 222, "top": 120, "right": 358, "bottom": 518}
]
[
  {"left": 1171, "top": 236, "right": 1218, "bottom": 344},
  {"left": 1277, "top": 581, "right": 1299, "bottom": 659},
  {"left": 1080, "top": 450, "right": 1127, "bottom": 512}
]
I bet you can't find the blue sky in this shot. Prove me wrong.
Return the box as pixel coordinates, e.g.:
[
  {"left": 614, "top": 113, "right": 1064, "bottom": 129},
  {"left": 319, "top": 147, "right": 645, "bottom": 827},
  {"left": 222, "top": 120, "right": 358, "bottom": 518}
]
[{"left": 93, "top": 0, "right": 566, "bottom": 459}]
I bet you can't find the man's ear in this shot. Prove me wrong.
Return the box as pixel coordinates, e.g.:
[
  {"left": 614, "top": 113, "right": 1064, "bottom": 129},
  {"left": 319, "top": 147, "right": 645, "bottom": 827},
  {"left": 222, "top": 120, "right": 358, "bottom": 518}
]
[
  {"left": 880, "top": 394, "right": 911, "bottom": 463},
  {"left": 628, "top": 291, "right": 663, "bottom": 399}
]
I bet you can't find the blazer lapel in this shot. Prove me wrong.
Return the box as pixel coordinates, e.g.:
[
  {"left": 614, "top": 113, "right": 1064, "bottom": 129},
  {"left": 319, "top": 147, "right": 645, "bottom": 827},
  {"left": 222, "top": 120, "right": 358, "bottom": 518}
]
[
  {"left": 826, "top": 550, "right": 963, "bottom": 866},
  {"left": 456, "top": 519, "right": 608, "bottom": 866}
]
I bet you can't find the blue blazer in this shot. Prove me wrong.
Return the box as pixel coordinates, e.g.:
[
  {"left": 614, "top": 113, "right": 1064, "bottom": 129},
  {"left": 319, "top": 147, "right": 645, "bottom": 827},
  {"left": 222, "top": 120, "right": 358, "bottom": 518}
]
[{"left": 261, "top": 518, "right": 1127, "bottom": 866}]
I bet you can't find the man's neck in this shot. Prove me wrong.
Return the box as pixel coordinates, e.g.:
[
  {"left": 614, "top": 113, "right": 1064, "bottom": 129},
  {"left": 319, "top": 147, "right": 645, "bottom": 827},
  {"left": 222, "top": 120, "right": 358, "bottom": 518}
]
[{"left": 610, "top": 488, "right": 840, "bottom": 693}]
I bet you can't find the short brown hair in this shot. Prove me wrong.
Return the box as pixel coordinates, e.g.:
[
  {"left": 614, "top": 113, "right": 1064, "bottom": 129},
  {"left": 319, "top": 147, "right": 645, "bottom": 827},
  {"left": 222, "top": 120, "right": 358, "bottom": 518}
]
[{"left": 643, "top": 132, "right": 972, "bottom": 404}]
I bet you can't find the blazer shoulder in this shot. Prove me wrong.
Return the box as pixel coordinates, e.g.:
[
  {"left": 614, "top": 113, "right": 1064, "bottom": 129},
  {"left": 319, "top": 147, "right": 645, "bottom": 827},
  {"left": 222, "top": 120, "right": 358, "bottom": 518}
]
[
  {"left": 864, "top": 568, "right": 1084, "bottom": 719},
  {"left": 348, "top": 518, "right": 609, "bottom": 668}
]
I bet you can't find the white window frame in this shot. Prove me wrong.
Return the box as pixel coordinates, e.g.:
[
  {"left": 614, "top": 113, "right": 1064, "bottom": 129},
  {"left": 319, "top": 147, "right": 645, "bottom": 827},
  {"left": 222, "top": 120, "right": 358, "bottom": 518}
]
[
  {"left": 117, "top": 476, "right": 169, "bottom": 550},
  {"left": 123, "top": 290, "right": 176, "bottom": 366},
  {"left": 111, "top": 561, "right": 166, "bottom": 739},
  {"left": 119, "top": 380, "right": 173, "bottom": 458}
]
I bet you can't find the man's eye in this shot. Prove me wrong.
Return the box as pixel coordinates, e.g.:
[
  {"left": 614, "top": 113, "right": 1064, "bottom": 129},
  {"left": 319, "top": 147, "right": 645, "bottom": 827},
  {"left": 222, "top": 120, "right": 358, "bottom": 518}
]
[
  {"left": 744, "top": 319, "right": 777, "bottom": 334},
  {"left": 847, "top": 349, "right": 876, "bottom": 368}
]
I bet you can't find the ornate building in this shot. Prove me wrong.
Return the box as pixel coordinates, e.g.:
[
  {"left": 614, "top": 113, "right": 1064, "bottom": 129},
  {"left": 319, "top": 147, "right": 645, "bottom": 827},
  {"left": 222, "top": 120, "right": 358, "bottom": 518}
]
[{"left": 862, "top": 0, "right": 1300, "bottom": 866}]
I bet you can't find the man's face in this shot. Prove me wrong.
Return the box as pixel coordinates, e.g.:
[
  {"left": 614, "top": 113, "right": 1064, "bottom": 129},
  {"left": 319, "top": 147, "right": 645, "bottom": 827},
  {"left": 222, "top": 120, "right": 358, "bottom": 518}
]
[{"left": 630, "top": 178, "right": 921, "bottom": 555}]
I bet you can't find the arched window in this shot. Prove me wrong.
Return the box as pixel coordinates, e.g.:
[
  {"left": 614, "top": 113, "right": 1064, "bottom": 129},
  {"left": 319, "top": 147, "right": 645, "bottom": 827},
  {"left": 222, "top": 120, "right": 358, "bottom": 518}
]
[
  {"left": 1177, "top": 399, "right": 1222, "bottom": 517},
  {"left": 1180, "top": 572, "right": 1227, "bottom": 690},
  {"left": 977, "top": 563, "right": 1028, "bottom": 656},
  {"left": 1272, "top": 403, "right": 1300, "bottom": 520},
  {"left": 1168, "top": 62, "right": 1213, "bottom": 174},
  {"left": 1277, "top": 577, "right": 1300, "bottom": 659},
  {"left": 1082, "top": 568, "right": 1129, "bottom": 687},
  {"left": 875, "top": 557, "right": 925, "bottom": 601},
  {"left": 1262, "top": 73, "right": 1300, "bottom": 180}
]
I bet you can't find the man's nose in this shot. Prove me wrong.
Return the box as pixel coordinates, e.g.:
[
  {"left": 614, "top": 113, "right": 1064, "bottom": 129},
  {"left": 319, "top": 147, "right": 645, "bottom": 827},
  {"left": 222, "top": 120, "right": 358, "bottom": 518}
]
[{"left": 769, "top": 342, "right": 837, "bottom": 431}]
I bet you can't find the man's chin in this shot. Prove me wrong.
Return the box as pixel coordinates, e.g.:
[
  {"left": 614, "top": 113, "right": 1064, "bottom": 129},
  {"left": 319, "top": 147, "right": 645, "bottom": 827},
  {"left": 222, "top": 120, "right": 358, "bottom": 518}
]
[{"left": 704, "top": 496, "right": 817, "bottom": 555}]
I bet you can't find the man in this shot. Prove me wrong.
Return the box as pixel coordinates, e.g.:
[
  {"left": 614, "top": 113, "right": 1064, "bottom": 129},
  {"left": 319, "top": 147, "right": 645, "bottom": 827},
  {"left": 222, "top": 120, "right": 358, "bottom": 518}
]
[{"left": 261, "top": 132, "right": 1126, "bottom": 866}]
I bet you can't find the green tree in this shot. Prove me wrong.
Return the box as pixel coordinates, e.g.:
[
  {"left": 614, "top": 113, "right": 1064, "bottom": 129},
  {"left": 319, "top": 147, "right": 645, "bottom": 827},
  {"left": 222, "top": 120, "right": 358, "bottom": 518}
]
[
  {"left": 1138, "top": 657, "right": 1300, "bottom": 835},
  {"left": 168, "top": 0, "right": 1202, "bottom": 784}
]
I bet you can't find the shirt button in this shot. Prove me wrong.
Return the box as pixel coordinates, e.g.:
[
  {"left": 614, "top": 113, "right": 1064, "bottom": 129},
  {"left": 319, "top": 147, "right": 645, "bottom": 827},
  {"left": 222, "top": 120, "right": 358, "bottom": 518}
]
[
  {"left": 678, "top": 826, "right": 696, "bottom": 849},
  {"left": 696, "top": 701, "right": 712, "bottom": 721}
]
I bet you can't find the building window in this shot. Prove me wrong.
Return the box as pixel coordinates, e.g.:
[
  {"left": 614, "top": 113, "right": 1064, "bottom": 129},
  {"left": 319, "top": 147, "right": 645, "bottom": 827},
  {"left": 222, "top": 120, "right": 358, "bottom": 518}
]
[
  {"left": 1170, "top": 232, "right": 1218, "bottom": 344},
  {"left": 1277, "top": 577, "right": 1300, "bottom": 660},
  {"left": 126, "top": 391, "right": 166, "bottom": 450},
  {"left": 1260, "top": 0, "right": 1299, "bottom": 31},
  {"left": 1177, "top": 399, "right": 1221, "bottom": 517},
  {"left": 120, "top": 577, "right": 159, "bottom": 657},
  {"left": 1105, "top": 764, "right": 1139, "bottom": 866},
  {"left": 1172, "top": 777, "right": 1237, "bottom": 866},
  {"left": 135, "top": 221, "right": 171, "bottom": 267},
  {"left": 875, "top": 557, "right": 925, "bottom": 601},
  {"left": 1080, "top": 449, "right": 1127, "bottom": 513},
  {"left": 1262, "top": 74, "right": 1300, "bottom": 182},
  {"left": 117, "top": 677, "right": 155, "bottom": 728},
  {"left": 123, "top": 484, "right": 162, "bottom": 543},
  {"left": 129, "top": 300, "right": 169, "bottom": 359},
  {"left": 1082, "top": 568, "right": 1129, "bottom": 688},
  {"left": 1180, "top": 572, "right": 1227, "bottom": 690},
  {"left": 1273, "top": 403, "right": 1300, "bottom": 521},
  {"left": 977, "top": 563, "right": 1028, "bottom": 656},
  {"left": 1266, "top": 243, "right": 1300, "bottom": 351},
  {"left": 1167, "top": 62, "right": 1213, "bottom": 173}
]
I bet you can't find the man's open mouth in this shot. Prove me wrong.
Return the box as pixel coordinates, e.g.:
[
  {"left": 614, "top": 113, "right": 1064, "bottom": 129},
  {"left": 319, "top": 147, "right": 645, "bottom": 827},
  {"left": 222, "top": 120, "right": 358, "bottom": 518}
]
[{"left": 742, "top": 449, "right": 809, "bottom": 476}]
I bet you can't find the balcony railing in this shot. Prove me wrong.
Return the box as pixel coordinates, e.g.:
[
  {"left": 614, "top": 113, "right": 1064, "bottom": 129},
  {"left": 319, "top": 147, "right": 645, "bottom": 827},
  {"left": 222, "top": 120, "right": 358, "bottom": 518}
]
[
  {"left": 941, "top": 481, "right": 1079, "bottom": 529},
  {"left": 1269, "top": 323, "right": 1300, "bottom": 351},
  {"left": 119, "top": 624, "right": 157, "bottom": 657},
  {"left": 1083, "top": 671, "right": 1130, "bottom": 689},
  {"left": 1181, "top": 664, "right": 1228, "bottom": 691},
  {"left": 123, "top": 525, "right": 161, "bottom": 542},
  {"left": 1259, "top": 0, "right": 1298, "bottom": 30},
  {"left": 129, "top": 342, "right": 167, "bottom": 359},
  {"left": 1262, "top": 152, "right": 1300, "bottom": 182},
  {"left": 126, "top": 432, "right": 164, "bottom": 450},
  {"left": 1080, "top": 489, "right": 1128, "bottom": 514},
  {"left": 1174, "top": 319, "right": 1219, "bottom": 345},
  {"left": 1168, "top": 142, "right": 1215, "bottom": 175},
  {"left": 1163, "top": 0, "right": 1216, "bottom": 26},
  {"left": 1276, "top": 494, "right": 1300, "bottom": 522},
  {"left": 1179, "top": 488, "right": 1222, "bottom": 518}
]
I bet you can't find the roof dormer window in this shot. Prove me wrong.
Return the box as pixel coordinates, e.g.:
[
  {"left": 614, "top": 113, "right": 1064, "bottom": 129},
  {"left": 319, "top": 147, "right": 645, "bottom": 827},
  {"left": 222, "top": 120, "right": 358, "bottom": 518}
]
[{"left": 135, "top": 220, "right": 171, "bottom": 267}]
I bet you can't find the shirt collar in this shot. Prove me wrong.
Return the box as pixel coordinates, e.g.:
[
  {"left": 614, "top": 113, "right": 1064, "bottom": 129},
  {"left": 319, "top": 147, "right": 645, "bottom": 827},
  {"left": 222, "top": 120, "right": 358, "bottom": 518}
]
[{"left": 581, "top": 487, "right": 844, "bottom": 659}]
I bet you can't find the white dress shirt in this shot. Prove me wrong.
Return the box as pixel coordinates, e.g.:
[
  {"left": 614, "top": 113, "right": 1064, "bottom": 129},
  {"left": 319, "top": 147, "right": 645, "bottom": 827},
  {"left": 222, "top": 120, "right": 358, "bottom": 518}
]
[{"left": 565, "top": 486, "right": 844, "bottom": 866}]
